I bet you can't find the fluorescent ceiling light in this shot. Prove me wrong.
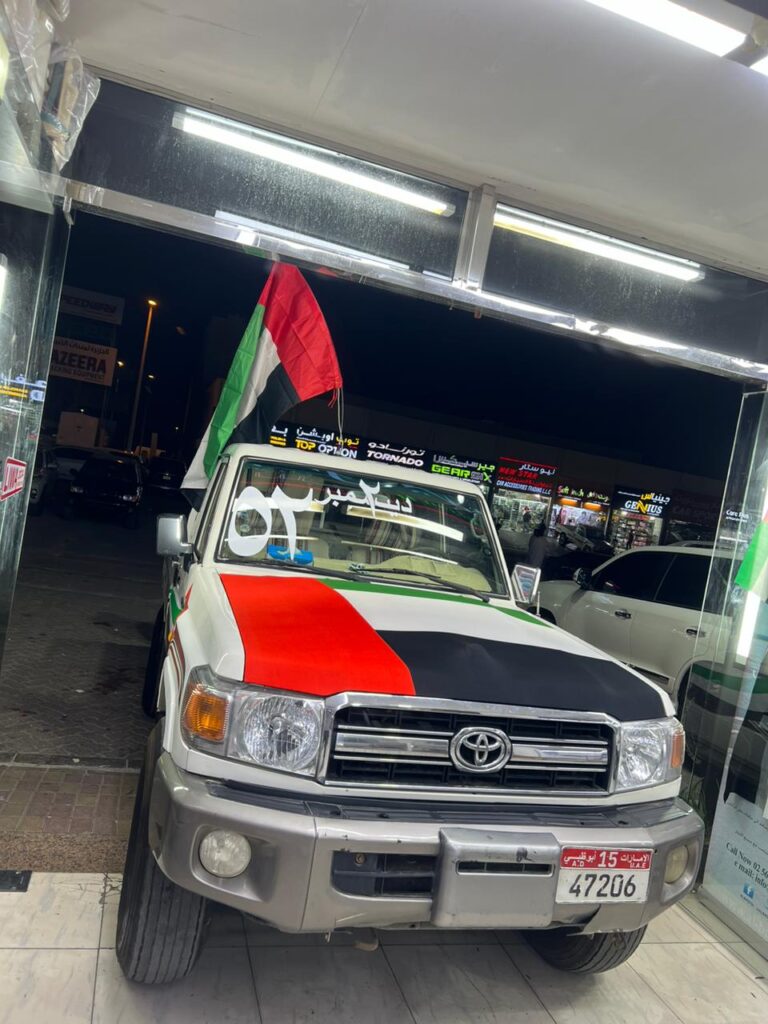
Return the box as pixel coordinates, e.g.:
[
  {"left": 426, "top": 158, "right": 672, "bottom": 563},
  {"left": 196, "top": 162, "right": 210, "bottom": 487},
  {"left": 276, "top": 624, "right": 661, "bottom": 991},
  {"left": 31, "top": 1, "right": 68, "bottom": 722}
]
[
  {"left": 494, "top": 206, "right": 703, "bottom": 282},
  {"left": 601, "top": 327, "right": 686, "bottom": 351},
  {"left": 582, "top": 0, "right": 745, "bottom": 56},
  {"left": 214, "top": 210, "right": 412, "bottom": 272},
  {"left": 751, "top": 54, "right": 768, "bottom": 75},
  {"left": 177, "top": 110, "right": 454, "bottom": 217}
]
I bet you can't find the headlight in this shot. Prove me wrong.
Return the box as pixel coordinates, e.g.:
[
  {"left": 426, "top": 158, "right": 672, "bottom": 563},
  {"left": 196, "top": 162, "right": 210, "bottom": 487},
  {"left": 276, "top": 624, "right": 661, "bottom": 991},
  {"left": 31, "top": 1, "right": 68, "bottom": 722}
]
[
  {"left": 181, "top": 666, "right": 324, "bottom": 777},
  {"left": 616, "top": 718, "right": 684, "bottom": 792},
  {"left": 121, "top": 493, "right": 140, "bottom": 502},
  {"left": 70, "top": 485, "right": 84, "bottom": 494}
]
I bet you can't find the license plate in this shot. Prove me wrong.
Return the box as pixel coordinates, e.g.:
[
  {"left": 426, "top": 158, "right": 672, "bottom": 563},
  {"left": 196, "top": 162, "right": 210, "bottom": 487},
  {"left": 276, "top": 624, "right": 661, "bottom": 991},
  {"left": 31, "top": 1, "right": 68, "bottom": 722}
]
[{"left": 556, "top": 847, "right": 652, "bottom": 904}]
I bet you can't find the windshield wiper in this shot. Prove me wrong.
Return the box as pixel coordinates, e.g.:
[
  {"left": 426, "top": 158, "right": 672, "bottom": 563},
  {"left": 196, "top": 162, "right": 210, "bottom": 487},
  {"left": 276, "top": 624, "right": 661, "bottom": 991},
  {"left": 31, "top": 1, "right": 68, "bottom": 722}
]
[
  {"left": 250, "top": 558, "right": 366, "bottom": 584},
  {"left": 352, "top": 566, "right": 490, "bottom": 604}
]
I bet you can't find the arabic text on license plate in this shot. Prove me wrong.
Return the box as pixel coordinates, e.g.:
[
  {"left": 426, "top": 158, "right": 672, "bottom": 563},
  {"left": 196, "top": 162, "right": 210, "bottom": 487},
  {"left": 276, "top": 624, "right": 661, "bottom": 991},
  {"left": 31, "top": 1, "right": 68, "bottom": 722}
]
[{"left": 556, "top": 848, "right": 652, "bottom": 904}]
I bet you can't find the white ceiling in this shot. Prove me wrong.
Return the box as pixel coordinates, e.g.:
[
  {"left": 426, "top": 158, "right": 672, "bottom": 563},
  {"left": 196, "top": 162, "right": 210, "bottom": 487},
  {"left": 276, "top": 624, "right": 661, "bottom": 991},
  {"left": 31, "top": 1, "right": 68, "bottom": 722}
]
[{"left": 65, "top": 0, "right": 768, "bottom": 277}]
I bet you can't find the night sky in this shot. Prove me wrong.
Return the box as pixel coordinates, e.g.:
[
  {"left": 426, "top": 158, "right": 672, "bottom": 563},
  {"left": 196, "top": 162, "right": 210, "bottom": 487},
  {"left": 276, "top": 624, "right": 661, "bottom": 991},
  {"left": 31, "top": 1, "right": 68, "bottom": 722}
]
[{"left": 62, "top": 213, "right": 744, "bottom": 478}]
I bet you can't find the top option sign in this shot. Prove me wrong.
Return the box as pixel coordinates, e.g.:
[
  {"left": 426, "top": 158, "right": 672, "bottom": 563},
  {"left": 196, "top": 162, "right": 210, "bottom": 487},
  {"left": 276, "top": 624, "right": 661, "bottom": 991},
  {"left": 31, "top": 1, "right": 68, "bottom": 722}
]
[
  {"left": 495, "top": 457, "right": 557, "bottom": 497},
  {"left": 60, "top": 287, "right": 125, "bottom": 325}
]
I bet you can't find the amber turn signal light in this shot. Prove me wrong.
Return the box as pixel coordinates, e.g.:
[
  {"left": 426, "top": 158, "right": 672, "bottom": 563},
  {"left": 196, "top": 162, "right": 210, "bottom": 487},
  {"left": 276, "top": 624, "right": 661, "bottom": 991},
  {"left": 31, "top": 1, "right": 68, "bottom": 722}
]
[
  {"left": 670, "top": 729, "right": 685, "bottom": 771},
  {"left": 183, "top": 684, "right": 228, "bottom": 742}
]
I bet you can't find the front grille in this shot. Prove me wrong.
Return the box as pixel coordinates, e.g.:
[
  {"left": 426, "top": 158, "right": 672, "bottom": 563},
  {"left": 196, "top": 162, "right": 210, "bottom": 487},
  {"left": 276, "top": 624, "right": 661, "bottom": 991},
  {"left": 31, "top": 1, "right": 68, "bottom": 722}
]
[{"left": 325, "top": 704, "right": 614, "bottom": 794}]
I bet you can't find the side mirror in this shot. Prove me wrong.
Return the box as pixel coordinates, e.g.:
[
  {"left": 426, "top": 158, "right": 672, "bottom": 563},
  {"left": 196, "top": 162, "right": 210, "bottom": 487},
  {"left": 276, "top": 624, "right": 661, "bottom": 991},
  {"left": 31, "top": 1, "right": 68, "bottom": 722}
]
[
  {"left": 511, "top": 563, "right": 541, "bottom": 605},
  {"left": 573, "top": 567, "right": 591, "bottom": 590},
  {"left": 157, "top": 514, "right": 193, "bottom": 558}
]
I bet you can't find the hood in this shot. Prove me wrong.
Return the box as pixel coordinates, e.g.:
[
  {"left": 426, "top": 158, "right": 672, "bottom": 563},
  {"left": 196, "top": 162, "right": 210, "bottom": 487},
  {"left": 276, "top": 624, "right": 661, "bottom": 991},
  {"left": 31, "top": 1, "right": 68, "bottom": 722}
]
[{"left": 212, "top": 570, "right": 669, "bottom": 722}]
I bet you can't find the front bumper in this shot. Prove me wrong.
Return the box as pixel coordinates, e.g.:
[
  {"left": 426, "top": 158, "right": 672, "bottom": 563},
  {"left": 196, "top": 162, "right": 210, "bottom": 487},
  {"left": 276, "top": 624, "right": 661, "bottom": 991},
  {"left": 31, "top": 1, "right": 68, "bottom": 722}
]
[{"left": 149, "top": 753, "right": 704, "bottom": 934}]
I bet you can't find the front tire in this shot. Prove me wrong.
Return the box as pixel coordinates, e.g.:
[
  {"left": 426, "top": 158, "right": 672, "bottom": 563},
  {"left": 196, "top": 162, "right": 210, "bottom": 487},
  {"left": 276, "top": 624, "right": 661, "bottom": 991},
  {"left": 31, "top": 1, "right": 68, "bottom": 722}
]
[
  {"left": 116, "top": 725, "right": 208, "bottom": 983},
  {"left": 525, "top": 925, "right": 647, "bottom": 973}
]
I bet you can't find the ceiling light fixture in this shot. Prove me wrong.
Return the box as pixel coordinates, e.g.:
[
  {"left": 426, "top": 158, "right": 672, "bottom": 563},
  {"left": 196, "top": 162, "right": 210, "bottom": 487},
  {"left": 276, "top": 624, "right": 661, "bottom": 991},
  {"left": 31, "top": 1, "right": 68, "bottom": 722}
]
[
  {"left": 494, "top": 206, "right": 704, "bottom": 282},
  {"left": 582, "top": 0, "right": 745, "bottom": 56},
  {"left": 750, "top": 54, "right": 768, "bottom": 75},
  {"left": 176, "top": 110, "right": 455, "bottom": 217}
]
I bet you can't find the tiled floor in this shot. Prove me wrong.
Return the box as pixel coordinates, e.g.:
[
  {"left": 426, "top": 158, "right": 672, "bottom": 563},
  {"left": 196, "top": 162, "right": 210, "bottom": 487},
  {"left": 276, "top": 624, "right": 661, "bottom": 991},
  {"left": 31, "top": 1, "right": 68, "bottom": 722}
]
[{"left": 0, "top": 875, "right": 766, "bottom": 1024}]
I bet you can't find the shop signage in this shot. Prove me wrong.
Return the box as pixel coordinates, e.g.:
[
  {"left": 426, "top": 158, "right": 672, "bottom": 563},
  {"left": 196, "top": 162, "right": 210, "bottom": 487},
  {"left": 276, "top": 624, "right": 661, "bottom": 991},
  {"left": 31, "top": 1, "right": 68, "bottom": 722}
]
[
  {"left": 50, "top": 337, "right": 118, "bottom": 388},
  {"left": 428, "top": 453, "right": 496, "bottom": 487},
  {"left": 292, "top": 425, "right": 361, "bottom": 459},
  {"left": 59, "top": 287, "right": 124, "bottom": 325},
  {"left": 495, "top": 457, "right": 556, "bottom": 497},
  {"left": 268, "top": 424, "right": 294, "bottom": 448},
  {"left": 724, "top": 507, "right": 751, "bottom": 527},
  {"left": 365, "top": 440, "right": 427, "bottom": 469},
  {"left": 1, "top": 457, "right": 26, "bottom": 501},
  {"left": 556, "top": 485, "right": 610, "bottom": 505},
  {"left": 613, "top": 487, "right": 671, "bottom": 518}
]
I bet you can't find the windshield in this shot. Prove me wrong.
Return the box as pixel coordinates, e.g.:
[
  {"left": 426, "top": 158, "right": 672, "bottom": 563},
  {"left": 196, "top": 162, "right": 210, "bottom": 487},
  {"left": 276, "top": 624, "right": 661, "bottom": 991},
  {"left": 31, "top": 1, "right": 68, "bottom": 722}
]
[{"left": 217, "top": 458, "right": 508, "bottom": 596}]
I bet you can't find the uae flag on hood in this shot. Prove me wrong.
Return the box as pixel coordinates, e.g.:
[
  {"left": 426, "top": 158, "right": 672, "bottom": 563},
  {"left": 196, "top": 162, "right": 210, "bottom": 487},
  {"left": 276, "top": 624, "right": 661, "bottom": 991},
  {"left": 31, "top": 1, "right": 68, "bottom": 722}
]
[{"left": 182, "top": 263, "right": 342, "bottom": 505}]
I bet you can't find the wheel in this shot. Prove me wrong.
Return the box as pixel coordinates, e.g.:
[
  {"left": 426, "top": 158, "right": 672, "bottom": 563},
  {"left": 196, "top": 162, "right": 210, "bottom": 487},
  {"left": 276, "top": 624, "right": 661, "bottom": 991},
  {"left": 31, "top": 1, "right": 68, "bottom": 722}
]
[
  {"left": 525, "top": 925, "right": 647, "bottom": 973},
  {"left": 142, "top": 608, "right": 166, "bottom": 718},
  {"left": 116, "top": 724, "right": 208, "bottom": 983}
]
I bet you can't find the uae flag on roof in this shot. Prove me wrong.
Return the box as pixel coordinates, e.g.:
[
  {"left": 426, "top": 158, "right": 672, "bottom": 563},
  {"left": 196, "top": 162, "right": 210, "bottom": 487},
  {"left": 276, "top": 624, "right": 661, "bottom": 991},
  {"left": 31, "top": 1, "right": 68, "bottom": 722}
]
[{"left": 182, "top": 262, "right": 342, "bottom": 505}]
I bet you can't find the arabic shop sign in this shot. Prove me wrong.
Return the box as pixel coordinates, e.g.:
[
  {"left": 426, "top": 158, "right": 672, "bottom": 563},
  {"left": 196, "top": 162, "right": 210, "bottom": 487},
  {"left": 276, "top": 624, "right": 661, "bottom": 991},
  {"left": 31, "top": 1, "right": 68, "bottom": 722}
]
[
  {"left": 268, "top": 423, "right": 294, "bottom": 448},
  {"left": 365, "top": 440, "right": 427, "bottom": 469},
  {"left": 291, "top": 425, "right": 362, "bottom": 459},
  {"left": 614, "top": 487, "right": 671, "bottom": 518},
  {"left": 428, "top": 453, "right": 495, "bottom": 487},
  {"left": 495, "top": 457, "right": 557, "bottom": 497},
  {"left": 556, "top": 484, "right": 610, "bottom": 505},
  {"left": 50, "top": 337, "right": 118, "bottom": 387}
]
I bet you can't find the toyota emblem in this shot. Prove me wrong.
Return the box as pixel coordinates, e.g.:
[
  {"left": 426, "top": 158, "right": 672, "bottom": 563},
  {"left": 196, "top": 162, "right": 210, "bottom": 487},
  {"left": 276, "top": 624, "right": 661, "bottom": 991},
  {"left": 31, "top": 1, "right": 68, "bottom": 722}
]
[{"left": 449, "top": 726, "right": 512, "bottom": 774}]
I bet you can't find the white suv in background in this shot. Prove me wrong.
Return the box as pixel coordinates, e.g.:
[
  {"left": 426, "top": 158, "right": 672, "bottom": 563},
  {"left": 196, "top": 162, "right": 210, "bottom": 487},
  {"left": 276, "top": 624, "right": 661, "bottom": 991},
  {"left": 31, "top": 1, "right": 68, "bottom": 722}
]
[{"left": 538, "top": 546, "right": 732, "bottom": 710}]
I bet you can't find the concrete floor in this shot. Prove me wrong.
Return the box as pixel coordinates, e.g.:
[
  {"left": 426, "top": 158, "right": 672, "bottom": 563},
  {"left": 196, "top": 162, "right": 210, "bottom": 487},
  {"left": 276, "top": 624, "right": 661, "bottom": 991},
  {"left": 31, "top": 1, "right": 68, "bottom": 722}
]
[{"left": 0, "top": 875, "right": 765, "bottom": 1024}]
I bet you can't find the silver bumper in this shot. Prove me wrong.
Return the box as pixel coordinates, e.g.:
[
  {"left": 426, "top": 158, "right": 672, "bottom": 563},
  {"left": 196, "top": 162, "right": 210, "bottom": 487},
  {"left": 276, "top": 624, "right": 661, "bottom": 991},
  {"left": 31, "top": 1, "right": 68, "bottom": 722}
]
[{"left": 149, "top": 752, "right": 704, "bottom": 935}]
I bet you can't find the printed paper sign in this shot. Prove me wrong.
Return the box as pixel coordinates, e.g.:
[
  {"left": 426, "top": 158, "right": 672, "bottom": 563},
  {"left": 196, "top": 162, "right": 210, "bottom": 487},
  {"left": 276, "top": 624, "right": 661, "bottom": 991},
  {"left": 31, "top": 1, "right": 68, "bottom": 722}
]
[{"left": 1, "top": 458, "right": 26, "bottom": 501}]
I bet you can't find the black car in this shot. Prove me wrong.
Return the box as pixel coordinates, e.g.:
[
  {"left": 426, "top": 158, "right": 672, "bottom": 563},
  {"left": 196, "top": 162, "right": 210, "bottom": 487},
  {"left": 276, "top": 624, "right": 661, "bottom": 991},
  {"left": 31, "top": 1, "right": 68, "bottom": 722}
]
[
  {"left": 146, "top": 456, "right": 186, "bottom": 510},
  {"left": 68, "top": 452, "right": 144, "bottom": 527}
]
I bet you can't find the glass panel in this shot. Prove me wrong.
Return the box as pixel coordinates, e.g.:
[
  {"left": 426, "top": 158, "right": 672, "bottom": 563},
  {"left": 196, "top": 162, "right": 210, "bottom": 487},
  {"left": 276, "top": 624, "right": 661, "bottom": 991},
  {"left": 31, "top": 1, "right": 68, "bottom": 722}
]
[
  {"left": 680, "top": 391, "right": 768, "bottom": 958},
  {"left": 485, "top": 203, "right": 768, "bottom": 366},
  {"left": 68, "top": 81, "right": 467, "bottom": 277},
  {"left": 0, "top": 199, "right": 69, "bottom": 661}
]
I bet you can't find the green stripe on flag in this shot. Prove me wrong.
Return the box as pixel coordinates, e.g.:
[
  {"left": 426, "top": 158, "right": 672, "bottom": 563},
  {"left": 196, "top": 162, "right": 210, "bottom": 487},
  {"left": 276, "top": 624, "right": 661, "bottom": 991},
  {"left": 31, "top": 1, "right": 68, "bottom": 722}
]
[
  {"left": 322, "top": 577, "right": 549, "bottom": 626},
  {"left": 735, "top": 517, "right": 768, "bottom": 595},
  {"left": 169, "top": 587, "right": 183, "bottom": 625},
  {"left": 203, "top": 303, "right": 266, "bottom": 477}
]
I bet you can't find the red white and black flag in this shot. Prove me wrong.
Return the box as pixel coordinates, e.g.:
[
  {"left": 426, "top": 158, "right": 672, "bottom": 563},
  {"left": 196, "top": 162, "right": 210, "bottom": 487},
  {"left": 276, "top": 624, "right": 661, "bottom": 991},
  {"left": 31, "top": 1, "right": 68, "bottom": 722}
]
[{"left": 182, "top": 263, "right": 342, "bottom": 504}]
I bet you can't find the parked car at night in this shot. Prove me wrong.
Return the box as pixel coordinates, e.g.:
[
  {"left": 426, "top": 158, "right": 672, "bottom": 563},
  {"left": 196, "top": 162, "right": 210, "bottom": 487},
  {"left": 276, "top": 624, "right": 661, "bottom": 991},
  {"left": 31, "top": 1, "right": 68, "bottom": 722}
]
[
  {"left": 538, "top": 545, "right": 733, "bottom": 711},
  {"left": 147, "top": 456, "right": 186, "bottom": 509},
  {"left": 554, "top": 522, "right": 613, "bottom": 555},
  {"left": 117, "top": 444, "right": 702, "bottom": 984},
  {"left": 52, "top": 445, "right": 93, "bottom": 487},
  {"left": 27, "top": 448, "right": 58, "bottom": 515},
  {"left": 67, "top": 451, "right": 144, "bottom": 527}
]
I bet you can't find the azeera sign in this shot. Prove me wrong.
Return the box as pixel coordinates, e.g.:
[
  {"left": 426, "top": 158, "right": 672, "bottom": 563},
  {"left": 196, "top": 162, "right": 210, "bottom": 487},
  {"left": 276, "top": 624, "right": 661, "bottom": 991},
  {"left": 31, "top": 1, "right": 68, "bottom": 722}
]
[
  {"left": 614, "top": 487, "right": 671, "bottom": 518},
  {"left": 292, "top": 425, "right": 361, "bottom": 459},
  {"left": 428, "top": 453, "right": 496, "bottom": 487},
  {"left": 50, "top": 337, "right": 118, "bottom": 387},
  {"left": 495, "top": 458, "right": 557, "bottom": 497},
  {"left": 365, "top": 440, "right": 427, "bottom": 469},
  {"left": 1, "top": 457, "right": 26, "bottom": 501}
]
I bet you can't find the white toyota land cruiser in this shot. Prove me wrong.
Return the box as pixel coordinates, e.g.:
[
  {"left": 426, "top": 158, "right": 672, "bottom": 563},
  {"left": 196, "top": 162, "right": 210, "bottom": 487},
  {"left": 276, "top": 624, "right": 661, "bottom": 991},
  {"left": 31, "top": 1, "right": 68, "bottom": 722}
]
[{"left": 117, "top": 444, "right": 703, "bottom": 983}]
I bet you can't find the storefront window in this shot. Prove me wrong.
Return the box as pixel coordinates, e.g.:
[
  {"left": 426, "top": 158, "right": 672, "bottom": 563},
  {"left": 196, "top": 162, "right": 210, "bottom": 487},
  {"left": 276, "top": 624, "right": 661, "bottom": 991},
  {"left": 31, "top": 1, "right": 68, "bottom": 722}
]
[
  {"left": 68, "top": 81, "right": 468, "bottom": 278},
  {"left": 680, "top": 391, "right": 768, "bottom": 959},
  {"left": 607, "top": 486, "right": 670, "bottom": 550}
]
